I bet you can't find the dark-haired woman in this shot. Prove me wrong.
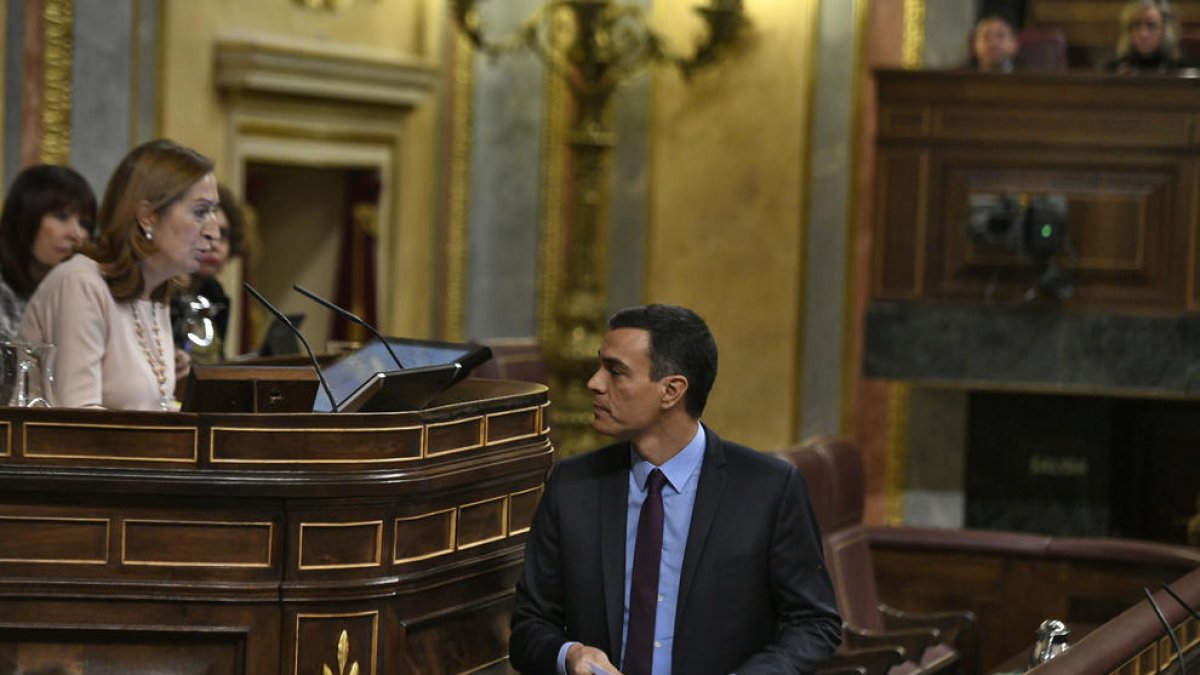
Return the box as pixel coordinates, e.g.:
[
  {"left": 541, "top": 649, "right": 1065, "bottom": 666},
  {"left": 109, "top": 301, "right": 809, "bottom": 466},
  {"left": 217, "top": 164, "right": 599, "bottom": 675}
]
[{"left": 0, "top": 165, "right": 96, "bottom": 341}]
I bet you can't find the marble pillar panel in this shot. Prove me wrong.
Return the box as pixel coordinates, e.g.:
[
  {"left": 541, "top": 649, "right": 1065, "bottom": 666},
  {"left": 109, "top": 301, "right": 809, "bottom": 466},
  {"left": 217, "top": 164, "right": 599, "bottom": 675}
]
[
  {"left": 607, "top": 71, "right": 649, "bottom": 315},
  {"left": 465, "top": 43, "right": 544, "bottom": 339},
  {"left": 923, "top": 0, "right": 980, "bottom": 68},
  {"left": 799, "top": 0, "right": 857, "bottom": 439},
  {"left": 864, "top": 301, "right": 1200, "bottom": 396},
  {"left": 72, "top": 0, "right": 133, "bottom": 194}
]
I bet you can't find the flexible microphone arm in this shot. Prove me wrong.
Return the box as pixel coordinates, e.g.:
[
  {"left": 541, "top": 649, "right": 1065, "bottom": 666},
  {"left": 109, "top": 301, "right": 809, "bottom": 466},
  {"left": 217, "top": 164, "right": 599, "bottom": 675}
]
[
  {"left": 1162, "top": 583, "right": 1200, "bottom": 623},
  {"left": 243, "top": 282, "right": 339, "bottom": 413},
  {"left": 292, "top": 283, "right": 405, "bottom": 369},
  {"left": 1144, "top": 587, "right": 1189, "bottom": 675}
]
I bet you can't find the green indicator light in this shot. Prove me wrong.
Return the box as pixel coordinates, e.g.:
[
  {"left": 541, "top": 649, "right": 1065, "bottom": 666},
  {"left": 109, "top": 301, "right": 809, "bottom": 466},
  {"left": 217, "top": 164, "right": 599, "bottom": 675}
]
[{"left": 1040, "top": 224, "right": 1053, "bottom": 238}]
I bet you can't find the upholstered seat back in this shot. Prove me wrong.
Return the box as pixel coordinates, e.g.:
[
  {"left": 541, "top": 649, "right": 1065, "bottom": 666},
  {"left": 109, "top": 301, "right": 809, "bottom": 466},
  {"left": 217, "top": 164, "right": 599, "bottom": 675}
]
[
  {"left": 784, "top": 437, "right": 886, "bottom": 632},
  {"left": 1019, "top": 27, "right": 1068, "bottom": 71}
]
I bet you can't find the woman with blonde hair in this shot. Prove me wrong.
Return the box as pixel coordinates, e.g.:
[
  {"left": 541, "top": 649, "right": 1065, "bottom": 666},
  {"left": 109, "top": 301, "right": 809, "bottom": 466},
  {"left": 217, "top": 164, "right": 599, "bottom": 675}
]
[
  {"left": 19, "top": 139, "right": 220, "bottom": 410},
  {"left": 1107, "top": 0, "right": 1183, "bottom": 73}
]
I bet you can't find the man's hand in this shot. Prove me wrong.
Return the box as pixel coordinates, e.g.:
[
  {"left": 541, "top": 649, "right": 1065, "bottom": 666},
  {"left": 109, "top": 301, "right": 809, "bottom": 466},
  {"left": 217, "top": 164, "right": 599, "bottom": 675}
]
[{"left": 565, "top": 643, "right": 622, "bottom": 675}]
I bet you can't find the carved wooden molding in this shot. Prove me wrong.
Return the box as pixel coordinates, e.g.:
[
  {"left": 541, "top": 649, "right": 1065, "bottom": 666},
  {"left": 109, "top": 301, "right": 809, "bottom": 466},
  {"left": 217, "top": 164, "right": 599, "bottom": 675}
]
[{"left": 214, "top": 33, "right": 437, "bottom": 109}]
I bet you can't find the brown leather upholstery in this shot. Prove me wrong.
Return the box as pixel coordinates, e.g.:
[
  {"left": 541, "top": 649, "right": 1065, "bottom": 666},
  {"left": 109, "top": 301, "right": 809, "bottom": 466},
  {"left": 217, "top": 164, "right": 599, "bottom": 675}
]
[
  {"left": 1181, "top": 30, "right": 1200, "bottom": 68},
  {"left": 1019, "top": 27, "right": 1068, "bottom": 71},
  {"left": 785, "top": 437, "right": 979, "bottom": 675}
]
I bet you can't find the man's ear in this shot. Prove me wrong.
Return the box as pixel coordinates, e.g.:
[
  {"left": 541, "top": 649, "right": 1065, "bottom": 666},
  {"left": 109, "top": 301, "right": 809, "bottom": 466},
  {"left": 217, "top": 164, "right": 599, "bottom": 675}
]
[{"left": 660, "top": 374, "right": 689, "bottom": 411}]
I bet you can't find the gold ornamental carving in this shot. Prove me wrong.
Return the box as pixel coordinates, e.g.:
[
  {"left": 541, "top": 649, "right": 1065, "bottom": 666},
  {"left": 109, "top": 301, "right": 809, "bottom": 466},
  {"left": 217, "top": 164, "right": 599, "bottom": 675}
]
[
  {"left": 443, "top": 33, "right": 475, "bottom": 340},
  {"left": 322, "top": 630, "right": 359, "bottom": 675},
  {"left": 902, "top": 0, "right": 926, "bottom": 69},
  {"left": 452, "top": 0, "right": 747, "bottom": 455},
  {"left": 40, "top": 0, "right": 73, "bottom": 164},
  {"left": 295, "top": 0, "right": 375, "bottom": 11}
]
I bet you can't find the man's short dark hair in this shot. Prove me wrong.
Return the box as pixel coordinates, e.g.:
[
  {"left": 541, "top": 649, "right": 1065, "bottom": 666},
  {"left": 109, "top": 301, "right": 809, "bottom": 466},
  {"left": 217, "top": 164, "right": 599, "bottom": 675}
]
[{"left": 608, "top": 304, "right": 718, "bottom": 418}]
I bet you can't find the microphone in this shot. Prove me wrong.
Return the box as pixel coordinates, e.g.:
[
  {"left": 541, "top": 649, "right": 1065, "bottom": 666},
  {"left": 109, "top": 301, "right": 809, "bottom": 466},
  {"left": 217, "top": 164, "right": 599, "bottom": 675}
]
[
  {"left": 1162, "top": 583, "right": 1200, "bottom": 624},
  {"left": 1144, "top": 587, "right": 1189, "bottom": 675},
  {"left": 292, "top": 284, "right": 405, "bottom": 370},
  {"left": 243, "top": 282, "right": 338, "bottom": 413}
]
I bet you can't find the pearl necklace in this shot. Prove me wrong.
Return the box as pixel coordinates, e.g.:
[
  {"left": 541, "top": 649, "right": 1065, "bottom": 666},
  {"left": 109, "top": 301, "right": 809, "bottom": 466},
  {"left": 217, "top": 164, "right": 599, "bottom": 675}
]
[{"left": 131, "top": 301, "right": 172, "bottom": 410}]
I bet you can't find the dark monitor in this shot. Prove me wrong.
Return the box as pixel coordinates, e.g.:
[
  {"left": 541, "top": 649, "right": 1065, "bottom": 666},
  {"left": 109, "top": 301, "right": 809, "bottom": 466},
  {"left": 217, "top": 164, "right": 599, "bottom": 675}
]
[
  {"left": 259, "top": 314, "right": 305, "bottom": 357},
  {"left": 313, "top": 337, "right": 492, "bottom": 412}
]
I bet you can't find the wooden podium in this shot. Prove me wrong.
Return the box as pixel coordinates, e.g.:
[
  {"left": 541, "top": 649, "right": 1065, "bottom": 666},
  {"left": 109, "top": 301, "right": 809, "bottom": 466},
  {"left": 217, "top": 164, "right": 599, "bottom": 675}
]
[{"left": 0, "top": 379, "right": 552, "bottom": 675}]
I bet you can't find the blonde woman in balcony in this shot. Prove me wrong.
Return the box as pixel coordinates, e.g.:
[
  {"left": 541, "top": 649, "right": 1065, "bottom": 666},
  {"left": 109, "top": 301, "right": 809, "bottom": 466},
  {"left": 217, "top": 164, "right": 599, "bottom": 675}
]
[
  {"left": 1106, "top": 0, "right": 1184, "bottom": 73},
  {"left": 19, "top": 139, "right": 220, "bottom": 410}
]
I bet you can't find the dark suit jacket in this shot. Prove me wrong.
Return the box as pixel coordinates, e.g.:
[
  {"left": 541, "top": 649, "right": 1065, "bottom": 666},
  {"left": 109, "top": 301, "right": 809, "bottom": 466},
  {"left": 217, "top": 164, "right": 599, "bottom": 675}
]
[{"left": 510, "top": 426, "right": 842, "bottom": 674}]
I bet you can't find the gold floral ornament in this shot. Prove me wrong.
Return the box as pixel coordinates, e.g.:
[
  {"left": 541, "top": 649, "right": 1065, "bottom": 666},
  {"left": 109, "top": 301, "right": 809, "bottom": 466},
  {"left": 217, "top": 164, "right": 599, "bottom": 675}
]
[
  {"left": 323, "top": 630, "right": 360, "bottom": 675},
  {"left": 295, "top": 0, "right": 377, "bottom": 11}
]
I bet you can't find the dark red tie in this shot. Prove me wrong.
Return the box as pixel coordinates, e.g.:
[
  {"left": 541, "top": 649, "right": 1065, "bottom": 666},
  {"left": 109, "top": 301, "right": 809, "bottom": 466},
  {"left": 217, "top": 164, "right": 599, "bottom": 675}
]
[{"left": 625, "top": 468, "right": 667, "bottom": 675}]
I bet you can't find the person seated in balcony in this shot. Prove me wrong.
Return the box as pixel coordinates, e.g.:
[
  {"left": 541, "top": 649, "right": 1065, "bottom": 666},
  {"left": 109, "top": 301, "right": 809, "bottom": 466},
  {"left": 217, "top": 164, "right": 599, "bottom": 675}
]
[
  {"left": 19, "top": 139, "right": 220, "bottom": 410},
  {"left": 0, "top": 165, "right": 96, "bottom": 342},
  {"left": 170, "top": 183, "right": 245, "bottom": 364},
  {"left": 1106, "top": 0, "right": 1184, "bottom": 74},
  {"left": 971, "top": 14, "right": 1021, "bottom": 73}
]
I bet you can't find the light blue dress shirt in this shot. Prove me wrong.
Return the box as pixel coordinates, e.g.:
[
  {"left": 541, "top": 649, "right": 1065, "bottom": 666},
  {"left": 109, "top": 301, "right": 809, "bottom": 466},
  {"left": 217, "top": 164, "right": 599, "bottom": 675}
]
[
  {"left": 621, "top": 423, "right": 705, "bottom": 675},
  {"left": 555, "top": 423, "right": 706, "bottom": 675}
]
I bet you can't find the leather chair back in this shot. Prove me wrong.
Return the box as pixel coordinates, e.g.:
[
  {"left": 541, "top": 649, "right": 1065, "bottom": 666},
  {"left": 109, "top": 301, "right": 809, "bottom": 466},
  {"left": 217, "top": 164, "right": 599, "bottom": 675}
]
[
  {"left": 1019, "top": 27, "right": 1068, "bottom": 71},
  {"left": 785, "top": 437, "right": 886, "bottom": 632}
]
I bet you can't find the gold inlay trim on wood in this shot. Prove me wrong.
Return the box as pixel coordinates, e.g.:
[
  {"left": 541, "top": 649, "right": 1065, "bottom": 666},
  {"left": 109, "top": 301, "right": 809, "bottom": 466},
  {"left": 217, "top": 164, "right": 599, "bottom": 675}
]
[
  {"left": 456, "top": 496, "right": 508, "bottom": 550},
  {"left": 121, "top": 519, "right": 274, "bottom": 567},
  {"left": 23, "top": 422, "right": 198, "bottom": 463},
  {"left": 298, "top": 520, "right": 384, "bottom": 570},
  {"left": 0, "top": 515, "right": 109, "bottom": 564},
  {"left": 460, "top": 655, "right": 507, "bottom": 674},
  {"left": 0, "top": 421, "right": 10, "bottom": 457},
  {"left": 209, "top": 424, "right": 423, "bottom": 464},
  {"left": 1113, "top": 615, "right": 1200, "bottom": 675},
  {"left": 424, "top": 415, "right": 485, "bottom": 458},
  {"left": 507, "top": 486, "right": 542, "bottom": 536},
  {"left": 392, "top": 508, "right": 456, "bottom": 564},
  {"left": 485, "top": 405, "right": 542, "bottom": 445},
  {"left": 294, "top": 611, "right": 379, "bottom": 675}
]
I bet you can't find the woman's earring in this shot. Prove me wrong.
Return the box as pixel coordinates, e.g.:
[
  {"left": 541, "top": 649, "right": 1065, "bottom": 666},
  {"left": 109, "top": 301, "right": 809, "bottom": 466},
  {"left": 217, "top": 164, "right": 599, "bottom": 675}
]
[{"left": 141, "top": 224, "right": 154, "bottom": 241}]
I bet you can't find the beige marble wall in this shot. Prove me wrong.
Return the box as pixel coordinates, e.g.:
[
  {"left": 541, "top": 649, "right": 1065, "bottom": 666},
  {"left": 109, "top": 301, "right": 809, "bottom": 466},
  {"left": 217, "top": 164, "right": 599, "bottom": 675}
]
[
  {"left": 157, "top": 1, "right": 443, "bottom": 338},
  {"left": 648, "top": 0, "right": 817, "bottom": 450}
]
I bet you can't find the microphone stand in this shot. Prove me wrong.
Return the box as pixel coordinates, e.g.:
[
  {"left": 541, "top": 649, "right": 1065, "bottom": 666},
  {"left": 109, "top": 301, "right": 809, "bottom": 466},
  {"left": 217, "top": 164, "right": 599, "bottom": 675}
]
[
  {"left": 243, "top": 283, "right": 339, "bottom": 412},
  {"left": 293, "top": 284, "right": 405, "bottom": 370}
]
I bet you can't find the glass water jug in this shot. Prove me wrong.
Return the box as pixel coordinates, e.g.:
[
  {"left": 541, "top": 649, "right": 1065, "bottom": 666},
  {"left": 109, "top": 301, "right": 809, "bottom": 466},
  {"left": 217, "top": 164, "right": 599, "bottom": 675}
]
[{"left": 0, "top": 341, "right": 56, "bottom": 407}]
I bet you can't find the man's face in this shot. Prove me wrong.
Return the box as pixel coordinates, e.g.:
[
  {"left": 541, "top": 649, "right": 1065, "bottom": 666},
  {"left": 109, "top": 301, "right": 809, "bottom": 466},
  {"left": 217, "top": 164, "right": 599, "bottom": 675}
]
[
  {"left": 587, "top": 328, "right": 668, "bottom": 440},
  {"left": 973, "top": 18, "right": 1018, "bottom": 71}
]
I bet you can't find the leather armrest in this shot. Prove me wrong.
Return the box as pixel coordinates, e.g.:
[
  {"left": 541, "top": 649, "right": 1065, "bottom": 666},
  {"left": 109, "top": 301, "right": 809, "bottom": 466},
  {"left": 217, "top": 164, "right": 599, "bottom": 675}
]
[
  {"left": 842, "top": 624, "right": 940, "bottom": 665},
  {"left": 820, "top": 645, "right": 907, "bottom": 675},
  {"left": 882, "top": 604, "right": 980, "bottom": 673},
  {"left": 881, "top": 604, "right": 977, "bottom": 635}
]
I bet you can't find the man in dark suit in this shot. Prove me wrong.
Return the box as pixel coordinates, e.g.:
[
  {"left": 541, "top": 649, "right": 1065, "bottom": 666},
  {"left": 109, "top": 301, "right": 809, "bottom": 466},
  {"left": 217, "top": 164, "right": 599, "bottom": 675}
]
[{"left": 510, "top": 304, "right": 841, "bottom": 675}]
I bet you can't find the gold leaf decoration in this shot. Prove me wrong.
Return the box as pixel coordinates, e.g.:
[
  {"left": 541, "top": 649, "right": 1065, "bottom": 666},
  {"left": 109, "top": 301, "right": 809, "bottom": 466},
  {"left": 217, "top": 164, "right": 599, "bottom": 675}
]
[{"left": 323, "top": 630, "right": 361, "bottom": 675}]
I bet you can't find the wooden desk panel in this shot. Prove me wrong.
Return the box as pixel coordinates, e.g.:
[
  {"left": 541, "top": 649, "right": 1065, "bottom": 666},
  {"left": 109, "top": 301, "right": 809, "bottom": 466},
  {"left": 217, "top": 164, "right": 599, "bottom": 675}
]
[
  {"left": 872, "top": 70, "right": 1200, "bottom": 312},
  {"left": 0, "top": 379, "right": 552, "bottom": 675}
]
